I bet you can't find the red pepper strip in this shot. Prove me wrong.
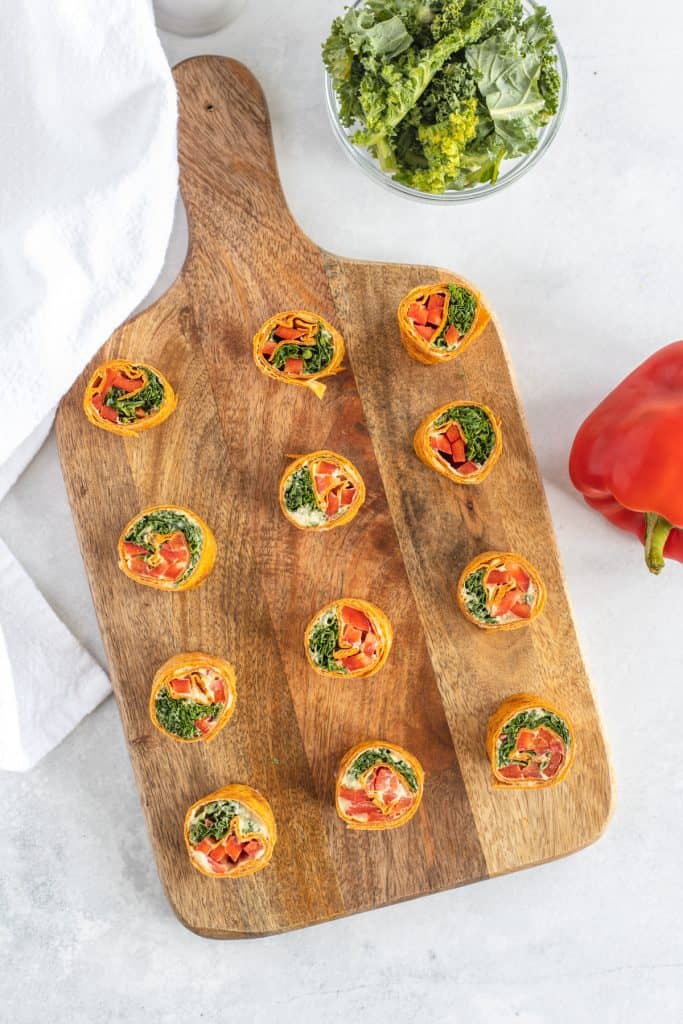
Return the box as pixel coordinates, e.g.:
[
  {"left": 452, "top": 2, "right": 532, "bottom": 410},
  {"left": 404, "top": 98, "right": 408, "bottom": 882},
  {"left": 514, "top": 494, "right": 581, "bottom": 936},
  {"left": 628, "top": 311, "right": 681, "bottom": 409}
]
[
  {"left": 569, "top": 341, "right": 683, "bottom": 574},
  {"left": 407, "top": 303, "right": 427, "bottom": 326}
]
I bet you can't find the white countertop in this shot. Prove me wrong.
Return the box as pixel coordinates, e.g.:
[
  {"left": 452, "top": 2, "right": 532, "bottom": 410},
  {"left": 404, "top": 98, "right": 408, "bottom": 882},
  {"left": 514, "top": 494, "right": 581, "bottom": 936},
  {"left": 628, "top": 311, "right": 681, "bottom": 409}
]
[{"left": 2, "top": 2, "right": 682, "bottom": 1020}]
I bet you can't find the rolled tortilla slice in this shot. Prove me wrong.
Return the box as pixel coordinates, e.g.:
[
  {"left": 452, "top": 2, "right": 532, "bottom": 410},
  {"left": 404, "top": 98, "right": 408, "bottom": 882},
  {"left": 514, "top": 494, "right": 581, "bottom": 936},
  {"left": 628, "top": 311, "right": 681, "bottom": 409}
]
[
  {"left": 414, "top": 400, "right": 502, "bottom": 484},
  {"left": 279, "top": 450, "right": 365, "bottom": 531},
  {"left": 253, "top": 310, "right": 345, "bottom": 398},
  {"left": 398, "top": 280, "right": 490, "bottom": 365},
  {"left": 149, "top": 652, "right": 236, "bottom": 743},
  {"left": 457, "top": 551, "right": 546, "bottom": 631},
  {"left": 83, "top": 359, "right": 176, "bottom": 436},
  {"left": 336, "top": 740, "right": 424, "bottom": 830},
  {"left": 305, "top": 598, "right": 392, "bottom": 679},
  {"left": 118, "top": 504, "right": 216, "bottom": 592},
  {"left": 487, "top": 694, "right": 575, "bottom": 788},
  {"left": 184, "top": 785, "right": 277, "bottom": 878}
]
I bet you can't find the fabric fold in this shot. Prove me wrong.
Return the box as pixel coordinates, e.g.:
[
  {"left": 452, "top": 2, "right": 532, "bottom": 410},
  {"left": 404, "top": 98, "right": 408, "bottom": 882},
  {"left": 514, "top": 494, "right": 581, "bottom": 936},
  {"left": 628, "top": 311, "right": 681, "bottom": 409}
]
[{"left": 0, "top": 0, "right": 178, "bottom": 770}]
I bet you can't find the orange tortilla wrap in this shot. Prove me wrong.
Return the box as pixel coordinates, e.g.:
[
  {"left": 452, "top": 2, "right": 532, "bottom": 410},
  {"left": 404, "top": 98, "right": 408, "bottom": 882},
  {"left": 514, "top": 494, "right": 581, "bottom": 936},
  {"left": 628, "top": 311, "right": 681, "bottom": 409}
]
[
  {"left": 83, "top": 359, "right": 176, "bottom": 435},
  {"left": 279, "top": 450, "right": 365, "bottom": 531},
  {"left": 413, "top": 400, "right": 502, "bottom": 485},
  {"left": 253, "top": 310, "right": 345, "bottom": 398},
  {"left": 149, "top": 652, "right": 236, "bottom": 744},
  {"left": 305, "top": 598, "right": 393, "bottom": 679},
  {"left": 184, "top": 784, "right": 277, "bottom": 878},
  {"left": 457, "top": 551, "right": 546, "bottom": 631},
  {"left": 487, "top": 693, "right": 575, "bottom": 789},
  {"left": 398, "top": 279, "right": 490, "bottom": 365}
]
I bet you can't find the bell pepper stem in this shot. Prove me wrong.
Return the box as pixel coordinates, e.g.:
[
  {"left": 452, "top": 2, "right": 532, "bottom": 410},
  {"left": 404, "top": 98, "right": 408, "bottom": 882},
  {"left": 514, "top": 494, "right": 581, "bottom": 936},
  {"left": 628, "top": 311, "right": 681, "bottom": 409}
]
[{"left": 643, "top": 513, "right": 672, "bottom": 575}]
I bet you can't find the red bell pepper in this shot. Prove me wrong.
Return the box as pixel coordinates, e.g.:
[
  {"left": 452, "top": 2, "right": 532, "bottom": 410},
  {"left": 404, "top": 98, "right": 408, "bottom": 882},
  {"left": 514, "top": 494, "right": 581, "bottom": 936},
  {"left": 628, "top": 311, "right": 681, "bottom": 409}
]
[{"left": 569, "top": 341, "right": 683, "bottom": 574}]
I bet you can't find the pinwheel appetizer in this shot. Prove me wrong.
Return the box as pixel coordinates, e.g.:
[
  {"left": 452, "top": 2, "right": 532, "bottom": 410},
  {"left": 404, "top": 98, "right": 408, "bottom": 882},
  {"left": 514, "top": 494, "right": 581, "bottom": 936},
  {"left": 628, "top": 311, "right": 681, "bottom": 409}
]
[
  {"left": 252, "top": 310, "right": 345, "bottom": 398},
  {"left": 458, "top": 551, "right": 545, "bottom": 630},
  {"left": 398, "top": 280, "right": 490, "bottom": 365},
  {"left": 118, "top": 504, "right": 216, "bottom": 591},
  {"left": 149, "top": 652, "right": 236, "bottom": 743},
  {"left": 83, "top": 359, "right": 176, "bottom": 435},
  {"left": 335, "top": 740, "right": 424, "bottom": 830},
  {"left": 487, "top": 694, "right": 575, "bottom": 788},
  {"left": 305, "top": 598, "right": 392, "bottom": 678},
  {"left": 184, "top": 785, "right": 277, "bottom": 878},
  {"left": 414, "top": 401, "right": 502, "bottom": 484},
  {"left": 279, "top": 450, "right": 365, "bottom": 531}
]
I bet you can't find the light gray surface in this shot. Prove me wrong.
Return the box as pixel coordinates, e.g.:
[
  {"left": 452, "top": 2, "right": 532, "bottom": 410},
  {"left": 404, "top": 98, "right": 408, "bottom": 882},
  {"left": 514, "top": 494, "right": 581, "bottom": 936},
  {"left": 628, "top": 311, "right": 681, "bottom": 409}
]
[{"left": 2, "top": 1, "right": 683, "bottom": 1020}]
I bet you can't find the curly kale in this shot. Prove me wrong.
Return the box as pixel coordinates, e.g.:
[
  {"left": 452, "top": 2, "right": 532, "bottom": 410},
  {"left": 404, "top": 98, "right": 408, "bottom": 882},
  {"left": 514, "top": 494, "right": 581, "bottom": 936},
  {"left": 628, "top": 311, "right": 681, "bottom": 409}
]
[
  {"left": 421, "top": 62, "right": 478, "bottom": 121},
  {"left": 154, "top": 687, "right": 222, "bottom": 740},
  {"left": 463, "top": 566, "right": 497, "bottom": 623},
  {"left": 284, "top": 466, "right": 317, "bottom": 514},
  {"left": 434, "top": 404, "right": 496, "bottom": 464},
  {"left": 323, "top": 17, "right": 366, "bottom": 125},
  {"left": 447, "top": 284, "right": 476, "bottom": 333},
  {"left": 398, "top": 99, "right": 478, "bottom": 192},
  {"left": 539, "top": 52, "right": 560, "bottom": 120},
  {"left": 430, "top": 0, "right": 468, "bottom": 41},
  {"left": 308, "top": 610, "right": 347, "bottom": 674},
  {"left": 430, "top": 284, "right": 476, "bottom": 346},
  {"left": 367, "top": 0, "right": 439, "bottom": 48},
  {"left": 189, "top": 801, "right": 240, "bottom": 844},
  {"left": 104, "top": 367, "right": 164, "bottom": 424},
  {"left": 323, "top": 0, "right": 560, "bottom": 193}
]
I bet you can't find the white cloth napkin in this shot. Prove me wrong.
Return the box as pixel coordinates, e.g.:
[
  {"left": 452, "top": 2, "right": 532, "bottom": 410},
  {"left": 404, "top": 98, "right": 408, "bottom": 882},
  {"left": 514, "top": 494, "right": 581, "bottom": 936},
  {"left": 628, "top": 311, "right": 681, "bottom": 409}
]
[{"left": 0, "top": 1, "right": 178, "bottom": 770}]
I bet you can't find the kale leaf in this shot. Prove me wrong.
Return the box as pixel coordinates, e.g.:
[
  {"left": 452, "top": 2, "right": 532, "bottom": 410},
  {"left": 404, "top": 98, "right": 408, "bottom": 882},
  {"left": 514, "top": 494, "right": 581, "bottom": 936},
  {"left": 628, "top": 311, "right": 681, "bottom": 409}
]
[
  {"left": 431, "top": 284, "right": 476, "bottom": 347},
  {"left": 104, "top": 366, "right": 164, "bottom": 424},
  {"left": 539, "top": 51, "right": 560, "bottom": 120},
  {"left": 323, "top": 16, "right": 366, "bottom": 125},
  {"left": 154, "top": 687, "right": 222, "bottom": 740},
  {"left": 463, "top": 565, "right": 497, "bottom": 623},
  {"left": 271, "top": 326, "right": 334, "bottom": 375},
  {"left": 323, "top": 1, "right": 560, "bottom": 193},
  {"left": 446, "top": 284, "right": 477, "bottom": 334},
  {"left": 284, "top": 465, "right": 317, "bottom": 514},
  {"left": 434, "top": 404, "right": 496, "bottom": 464},
  {"left": 348, "top": 746, "right": 419, "bottom": 793},
  {"left": 188, "top": 800, "right": 240, "bottom": 844},
  {"left": 308, "top": 610, "right": 347, "bottom": 674},
  {"left": 466, "top": 7, "right": 559, "bottom": 156},
  {"left": 421, "top": 62, "right": 478, "bottom": 123}
]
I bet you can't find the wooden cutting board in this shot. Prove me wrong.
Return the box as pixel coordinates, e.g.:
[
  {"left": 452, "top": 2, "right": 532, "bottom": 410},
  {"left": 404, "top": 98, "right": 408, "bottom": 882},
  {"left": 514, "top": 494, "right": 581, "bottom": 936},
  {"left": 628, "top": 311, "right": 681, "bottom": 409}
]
[{"left": 55, "top": 56, "right": 613, "bottom": 938}]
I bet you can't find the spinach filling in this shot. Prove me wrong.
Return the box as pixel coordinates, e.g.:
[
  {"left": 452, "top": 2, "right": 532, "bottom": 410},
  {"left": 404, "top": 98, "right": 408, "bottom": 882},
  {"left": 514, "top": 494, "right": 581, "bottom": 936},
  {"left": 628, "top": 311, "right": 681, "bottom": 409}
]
[
  {"left": 497, "top": 708, "right": 571, "bottom": 769},
  {"left": 104, "top": 366, "right": 164, "bottom": 423},
  {"left": 284, "top": 465, "right": 318, "bottom": 515},
  {"left": 270, "top": 325, "right": 334, "bottom": 375},
  {"left": 154, "top": 686, "right": 222, "bottom": 740},
  {"left": 348, "top": 747, "right": 419, "bottom": 794},
  {"left": 308, "top": 610, "right": 347, "bottom": 674},
  {"left": 463, "top": 566, "right": 497, "bottom": 624},
  {"left": 434, "top": 405, "right": 496, "bottom": 465},
  {"left": 188, "top": 800, "right": 259, "bottom": 845},
  {"left": 124, "top": 509, "right": 203, "bottom": 583},
  {"left": 433, "top": 285, "right": 477, "bottom": 347}
]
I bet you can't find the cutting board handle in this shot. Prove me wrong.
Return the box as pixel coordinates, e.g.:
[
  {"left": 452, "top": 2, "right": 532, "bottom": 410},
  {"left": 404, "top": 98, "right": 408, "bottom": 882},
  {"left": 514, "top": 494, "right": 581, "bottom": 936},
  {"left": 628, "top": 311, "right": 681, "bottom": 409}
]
[{"left": 174, "top": 57, "right": 303, "bottom": 251}]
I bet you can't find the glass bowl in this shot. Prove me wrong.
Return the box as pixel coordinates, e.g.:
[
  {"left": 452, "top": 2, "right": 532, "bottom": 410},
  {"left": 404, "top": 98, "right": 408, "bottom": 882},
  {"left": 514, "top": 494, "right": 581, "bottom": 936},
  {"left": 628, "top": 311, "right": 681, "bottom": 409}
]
[{"left": 324, "top": 0, "right": 567, "bottom": 204}]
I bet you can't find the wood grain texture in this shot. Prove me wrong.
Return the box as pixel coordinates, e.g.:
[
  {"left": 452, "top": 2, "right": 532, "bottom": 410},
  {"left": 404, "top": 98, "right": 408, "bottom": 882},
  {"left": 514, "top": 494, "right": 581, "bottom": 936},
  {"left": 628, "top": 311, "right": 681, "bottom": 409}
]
[{"left": 55, "top": 57, "right": 614, "bottom": 938}]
